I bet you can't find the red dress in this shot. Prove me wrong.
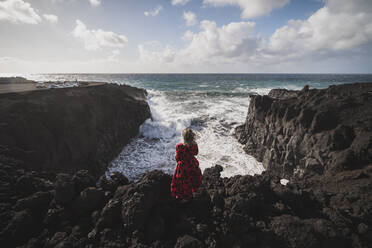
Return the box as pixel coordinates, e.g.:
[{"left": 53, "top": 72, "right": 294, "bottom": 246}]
[{"left": 171, "top": 142, "right": 202, "bottom": 200}]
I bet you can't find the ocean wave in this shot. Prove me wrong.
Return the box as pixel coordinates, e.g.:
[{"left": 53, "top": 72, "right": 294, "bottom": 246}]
[
  {"left": 14, "top": 73, "right": 366, "bottom": 179},
  {"left": 164, "top": 90, "right": 252, "bottom": 99},
  {"left": 250, "top": 88, "right": 272, "bottom": 95},
  {"left": 109, "top": 89, "right": 264, "bottom": 180},
  {"left": 233, "top": 84, "right": 304, "bottom": 96}
]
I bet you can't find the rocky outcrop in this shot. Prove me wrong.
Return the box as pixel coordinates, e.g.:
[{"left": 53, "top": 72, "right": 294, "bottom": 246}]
[
  {"left": 0, "top": 81, "right": 150, "bottom": 176},
  {"left": 1, "top": 154, "right": 371, "bottom": 248},
  {"left": 1, "top": 82, "right": 371, "bottom": 248},
  {"left": 0, "top": 77, "right": 36, "bottom": 84},
  {"left": 236, "top": 83, "right": 372, "bottom": 179}
]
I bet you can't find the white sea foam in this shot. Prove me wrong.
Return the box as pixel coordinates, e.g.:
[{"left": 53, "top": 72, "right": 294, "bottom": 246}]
[
  {"left": 232, "top": 87, "right": 251, "bottom": 93},
  {"left": 248, "top": 84, "right": 303, "bottom": 96},
  {"left": 196, "top": 121, "right": 264, "bottom": 177},
  {"left": 7, "top": 73, "right": 362, "bottom": 180},
  {"left": 250, "top": 88, "right": 272, "bottom": 95},
  {"left": 109, "top": 89, "right": 264, "bottom": 180},
  {"left": 283, "top": 84, "right": 303, "bottom": 91},
  {"left": 108, "top": 90, "right": 201, "bottom": 179}
]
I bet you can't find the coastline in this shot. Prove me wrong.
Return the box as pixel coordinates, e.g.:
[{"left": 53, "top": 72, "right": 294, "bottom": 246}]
[
  {"left": 0, "top": 77, "right": 151, "bottom": 176},
  {"left": 0, "top": 80, "right": 371, "bottom": 247}
]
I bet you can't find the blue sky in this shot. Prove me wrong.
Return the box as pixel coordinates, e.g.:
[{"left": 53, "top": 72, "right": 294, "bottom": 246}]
[{"left": 0, "top": 0, "right": 371, "bottom": 73}]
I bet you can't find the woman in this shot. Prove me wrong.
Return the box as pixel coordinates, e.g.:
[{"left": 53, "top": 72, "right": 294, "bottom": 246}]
[{"left": 171, "top": 128, "right": 202, "bottom": 201}]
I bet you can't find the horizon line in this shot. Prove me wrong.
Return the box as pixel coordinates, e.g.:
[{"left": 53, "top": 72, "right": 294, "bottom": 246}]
[{"left": 1, "top": 72, "right": 372, "bottom": 76}]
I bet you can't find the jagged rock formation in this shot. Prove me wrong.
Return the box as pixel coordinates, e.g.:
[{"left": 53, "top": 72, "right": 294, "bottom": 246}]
[
  {"left": 0, "top": 81, "right": 150, "bottom": 176},
  {"left": 1, "top": 82, "right": 371, "bottom": 248},
  {"left": 0, "top": 77, "right": 36, "bottom": 84},
  {"left": 236, "top": 83, "right": 372, "bottom": 179},
  {"left": 1, "top": 152, "right": 371, "bottom": 248}
]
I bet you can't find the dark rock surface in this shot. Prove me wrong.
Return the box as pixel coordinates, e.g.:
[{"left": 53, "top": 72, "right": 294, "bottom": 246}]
[
  {"left": 1, "top": 155, "right": 371, "bottom": 248},
  {"left": 0, "top": 81, "right": 151, "bottom": 176},
  {"left": 1, "top": 82, "right": 371, "bottom": 248},
  {"left": 0, "top": 77, "right": 36, "bottom": 84},
  {"left": 236, "top": 83, "right": 372, "bottom": 179}
]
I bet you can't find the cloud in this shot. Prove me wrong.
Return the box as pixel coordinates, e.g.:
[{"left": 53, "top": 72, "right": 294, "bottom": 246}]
[
  {"left": 51, "top": 0, "right": 101, "bottom": 7},
  {"left": 266, "top": 0, "right": 372, "bottom": 59},
  {"left": 172, "top": 0, "right": 191, "bottom": 6},
  {"left": 0, "top": 0, "right": 41, "bottom": 24},
  {"left": 107, "top": 50, "right": 120, "bottom": 62},
  {"left": 183, "top": 11, "right": 197, "bottom": 26},
  {"left": 139, "top": 0, "right": 372, "bottom": 71},
  {"left": 72, "top": 20, "right": 128, "bottom": 51},
  {"left": 0, "top": 54, "right": 129, "bottom": 73},
  {"left": 192, "top": 0, "right": 371, "bottom": 68},
  {"left": 179, "top": 20, "right": 262, "bottom": 63},
  {"left": 203, "top": 0, "right": 289, "bottom": 19},
  {"left": 89, "top": 0, "right": 100, "bottom": 7},
  {"left": 139, "top": 20, "right": 262, "bottom": 65},
  {"left": 43, "top": 14, "right": 58, "bottom": 23},
  {"left": 144, "top": 5, "right": 163, "bottom": 17},
  {"left": 139, "top": 44, "right": 176, "bottom": 64}
]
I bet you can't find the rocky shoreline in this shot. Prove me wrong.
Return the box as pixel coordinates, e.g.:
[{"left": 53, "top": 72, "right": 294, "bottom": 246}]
[
  {"left": 0, "top": 82, "right": 371, "bottom": 248},
  {"left": 0, "top": 78, "right": 151, "bottom": 176},
  {"left": 236, "top": 83, "right": 372, "bottom": 179}
]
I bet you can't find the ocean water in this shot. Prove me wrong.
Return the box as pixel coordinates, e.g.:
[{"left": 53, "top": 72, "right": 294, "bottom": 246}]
[{"left": 13, "top": 73, "right": 372, "bottom": 180}]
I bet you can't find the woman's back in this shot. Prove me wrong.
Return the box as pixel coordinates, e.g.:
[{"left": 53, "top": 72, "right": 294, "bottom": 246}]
[
  {"left": 176, "top": 142, "right": 198, "bottom": 165},
  {"left": 171, "top": 129, "right": 202, "bottom": 201}
]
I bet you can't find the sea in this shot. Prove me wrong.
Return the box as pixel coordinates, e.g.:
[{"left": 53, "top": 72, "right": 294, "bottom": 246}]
[{"left": 8, "top": 73, "right": 372, "bottom": 180}]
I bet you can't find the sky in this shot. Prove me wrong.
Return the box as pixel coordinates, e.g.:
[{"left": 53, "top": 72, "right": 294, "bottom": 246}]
[{"left": 0, "top": 0, "right": 372, "bottom": 73}]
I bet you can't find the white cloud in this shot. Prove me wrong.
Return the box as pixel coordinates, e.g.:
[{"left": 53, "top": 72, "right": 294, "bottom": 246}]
[
  {"left": 183, "top": 11, "right": 197, "bottom": 26},
  {"left": 107, "top": 50, "right": 120, "bottom": 62},
  {"left": 144, "top": 5, "right": 163, "bottom": 17},
  {"left": 51, "top": 0, "right": 101, "bottom": 7},
  {"left": 172, "top": 0, "right": 191, "bottom": 6},
  {"left": 178, "top": 20, "right": 262, "bottom": 63},
  {"left": 89, "top": 0, "right": 101, "bottom": 7},
  {"left": 203, "top": 0, "right": 289, "bottom": 19},
  {"left": 0, "top": 0, "right": 41, "bottom": 24},
  {"left": 72, "top": 20, "right": 128, "bottom": 51},
  {"left": 139, "top": 20, "right": 262, "bottom": 65},
  {"left": 0, "top": 54, "right": 130, "bottom": 73},
  {"left": 266, "top": 0, "right": 372, "bottom": 58},
  {"left": 139, "top": 43, "right": 176, "bottom": 63},
  {"left": 43, "top": 14, "right": 58, "bottom": 23},
  {"left": 2, "top": 0, "right": 372, "bottom": 73},
  {"left": 139, "top": 0, "right": 372, "bottom": 71}
]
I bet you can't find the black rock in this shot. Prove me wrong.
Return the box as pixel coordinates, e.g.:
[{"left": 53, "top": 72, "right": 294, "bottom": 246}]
[
  {"left": 1, "top": 210, "right": 34, "bottom": 245},
  {"left": 72, "top": 187, "right": 104, "bottom": 217},
  {"left": 14, "top": 191, "right": 53, "bottom": 211},
  {"left": 174, "top": 235, "right": 203, "bottom": 248},
  {"left": 236, "top": 83, "right": 372, "bottom": 179},
  {"left": 0, "top": 83, "right": 151, "bottom": 177},
  {"left": 54, "top": 173, "right": 75, "bottom": 205},
  {"left": 96, "top": 198, "right": 122, "bottom": 230},
  {"left": 73, "top": 170, "right": 95, "bottom": 194}
]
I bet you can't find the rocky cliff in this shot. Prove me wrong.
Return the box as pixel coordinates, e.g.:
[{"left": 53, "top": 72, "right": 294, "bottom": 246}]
[
  {"left": 0, "top": 80, "right": 151, "bottom": 176},
  {"left": 1, "top": 153, "right": 371, "bottom": 248},
  {"left": 0, "top": 82, "right": 371, "bottom": 248},
  {"left": 236, "top": 83, "right": 372, "bottom": 179}
]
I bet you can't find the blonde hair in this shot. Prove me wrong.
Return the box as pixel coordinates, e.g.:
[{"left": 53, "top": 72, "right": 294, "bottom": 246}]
[{"left": 182, "top": 128, "right": 196, "bottom": 146}]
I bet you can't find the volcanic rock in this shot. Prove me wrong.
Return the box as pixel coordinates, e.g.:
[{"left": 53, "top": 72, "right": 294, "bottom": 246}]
[
  {"left": 175, "top": 235, "right": 203, "bottom": 248},
  {"left": 14, "top": 191, "right": 53, "bottom": 211},
  {"left": 236, "top": 83, "right": 372, "bottom": 179},
  {"left": 54, "top": 173, "right": 75, "bottom": 205},
  {"left": 72, "top": 187, "right": 105, "bottom": 217},
  {"left": 0, "top": 81, "right": 151, "bottom": 176},
  {"left": 1, "top": 82, "right": 371, "bottom": 248}
]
